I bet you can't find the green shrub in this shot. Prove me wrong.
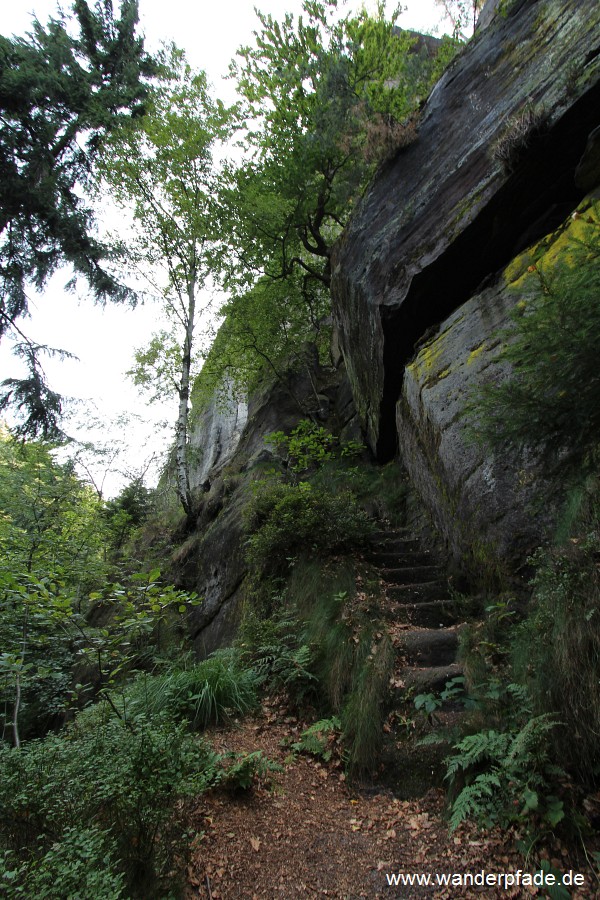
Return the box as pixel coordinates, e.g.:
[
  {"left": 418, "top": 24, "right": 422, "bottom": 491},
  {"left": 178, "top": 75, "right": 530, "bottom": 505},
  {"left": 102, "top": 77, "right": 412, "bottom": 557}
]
[
  {"left": 119, "top": 648, "right": 260, "bottom": 729},
  {"left": 513, "top": 533, "right": 600, "bottom": 785},
  {"left": 1, "top": 826, "right": 126, "bottom": 899},
  {"left": 311, "top": 458, "right": 409, "bottom": 526},
  {"left": 245, "top": 480, "right": 371, "bottom": 579},
  {"left": 0, "top": 717, "right": 220, "bottom": 897},
  {"left": 267, "top": 419, "right": 365, "bottom": 474}
]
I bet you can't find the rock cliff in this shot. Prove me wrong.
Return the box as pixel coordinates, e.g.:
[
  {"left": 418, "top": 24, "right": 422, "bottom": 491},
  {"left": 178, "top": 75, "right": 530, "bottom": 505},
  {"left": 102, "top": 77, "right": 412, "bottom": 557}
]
[
  {"left": 181, "top": 356, "right": 358, "bottom": 655},
  {"left": 331, "top": 0, "right": 600, "bottom": 567}
]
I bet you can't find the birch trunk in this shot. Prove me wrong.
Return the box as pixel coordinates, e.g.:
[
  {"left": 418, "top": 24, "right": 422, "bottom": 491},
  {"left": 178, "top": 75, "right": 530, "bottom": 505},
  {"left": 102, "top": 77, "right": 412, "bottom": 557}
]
[{"left": 175, "top": 270, "right": 196, "bottom": 519}]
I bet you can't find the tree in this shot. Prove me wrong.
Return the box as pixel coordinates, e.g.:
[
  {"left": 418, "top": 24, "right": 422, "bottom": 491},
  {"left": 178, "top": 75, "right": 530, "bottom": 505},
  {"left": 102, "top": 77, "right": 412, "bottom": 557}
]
[
  {"left": 0, "top": 428, "right": 108, "bottom": 744},
  {"left": 221, "top": 1, "right": 438, "bottom": 294},
  {"left": 434, "top": 0, "right": 486, "bottom": 39},
  {"left": 99, "top": 47, "right": 232, "bottom": 520},
  {"left": 203, "top": 2, "right": 447, "bottom": 404},
  {"left": 0, "top": 0, "right": 155, "bottom": 437},
  {"left": 192, "top": 273, "right": 331, "bottom": 412}
]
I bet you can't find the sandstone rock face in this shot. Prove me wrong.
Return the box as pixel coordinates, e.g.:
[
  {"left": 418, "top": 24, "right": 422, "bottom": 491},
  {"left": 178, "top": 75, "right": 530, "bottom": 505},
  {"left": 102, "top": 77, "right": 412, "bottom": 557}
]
[
  {"left": 332, "top": 0, "right": 600, "bottom": 460},
  {"left": 398, "top": 274, "right": 545, "bottom": 574},
  {"left": 398, "top": 192, "right": 600, "bottom": 571},
  {"left": 188, "top": 381, "right": 248, "bottom": 489},
  {"left": 181, "top": 358, "right": 358, "bottom": 656}
]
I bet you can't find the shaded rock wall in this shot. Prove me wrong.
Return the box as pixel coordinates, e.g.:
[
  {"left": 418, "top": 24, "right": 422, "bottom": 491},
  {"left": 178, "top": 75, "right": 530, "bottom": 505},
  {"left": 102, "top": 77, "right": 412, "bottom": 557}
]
[
  {"left": 332, "top": 0, "right": 600, "bottom": 460},
  {"left": 180, "top": 358, "right": 359, "bottom": 656},
  {"left": 399, "top": 193, "right": 600, "bottom": 570},
  {"left": 331, "top": 0, "right": 600, "bottom": 569}
]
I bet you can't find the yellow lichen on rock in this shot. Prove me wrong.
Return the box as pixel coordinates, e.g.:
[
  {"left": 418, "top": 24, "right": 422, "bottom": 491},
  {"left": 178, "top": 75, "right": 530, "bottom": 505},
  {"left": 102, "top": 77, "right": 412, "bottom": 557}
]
[{"left": 504, "top": 195, "right": 600, "bottom": 291}]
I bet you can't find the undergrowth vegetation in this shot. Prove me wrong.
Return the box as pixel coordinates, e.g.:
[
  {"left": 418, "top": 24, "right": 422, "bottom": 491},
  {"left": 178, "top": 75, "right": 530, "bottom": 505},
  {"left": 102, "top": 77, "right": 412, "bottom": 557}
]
[
  {"left": 441, "top": 202, "right": 600, "bottom": 846},
  {"left": 239, "top": 422, "right": 405, "bottom": 774}
]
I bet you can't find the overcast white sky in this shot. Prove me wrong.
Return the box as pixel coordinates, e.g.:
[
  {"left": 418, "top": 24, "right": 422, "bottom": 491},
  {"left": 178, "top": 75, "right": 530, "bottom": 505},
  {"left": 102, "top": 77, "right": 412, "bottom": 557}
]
[{"left": 0, "top": 0, "right": 452, "bottom": 495}]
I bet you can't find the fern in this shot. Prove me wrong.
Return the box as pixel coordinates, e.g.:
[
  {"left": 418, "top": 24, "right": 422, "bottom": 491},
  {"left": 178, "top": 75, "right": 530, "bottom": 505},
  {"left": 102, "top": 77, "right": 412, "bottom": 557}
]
[
  {"left": 446, "top": 713, "right": 564, "bottom": 832},
  {"left": 449, "top": 772, "right": 502, "bottom": 830},
  {"left": 446, "top": 730, "right": 511, "bottom": 780},
  {"left": 505, "top": 714, "right": 557, "bottom": 769},
  {"left": 290, "top": 717, "right": 341, "bottom": 761}
]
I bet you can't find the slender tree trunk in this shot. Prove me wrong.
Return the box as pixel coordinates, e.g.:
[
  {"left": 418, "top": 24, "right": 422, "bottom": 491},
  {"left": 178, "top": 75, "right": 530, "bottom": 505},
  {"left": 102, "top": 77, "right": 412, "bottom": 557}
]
[
  {"left": 13, "top": 608, "right": 29, "bottom": 749},
  {"left": 175, "top": 271, "right": 196, "bottom": 520}
]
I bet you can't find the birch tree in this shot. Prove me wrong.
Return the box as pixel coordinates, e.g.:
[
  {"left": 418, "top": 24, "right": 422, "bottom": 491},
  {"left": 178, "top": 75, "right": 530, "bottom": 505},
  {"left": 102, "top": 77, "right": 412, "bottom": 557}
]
[{"left": 99, "top": 47, "right": 231, "bottom": 520}]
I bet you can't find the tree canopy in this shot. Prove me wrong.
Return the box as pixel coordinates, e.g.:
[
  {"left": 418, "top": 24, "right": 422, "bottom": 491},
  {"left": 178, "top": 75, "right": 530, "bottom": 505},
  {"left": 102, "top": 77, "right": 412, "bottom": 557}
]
[
  {"left": 0, "top": 0, "right": 154, "bottom": 437},
  {"left": 99, "top": 46, "right": 232, "bottom": 518},
  {"left": 193, "top": 1, "right": 450, "bottom": 409}
]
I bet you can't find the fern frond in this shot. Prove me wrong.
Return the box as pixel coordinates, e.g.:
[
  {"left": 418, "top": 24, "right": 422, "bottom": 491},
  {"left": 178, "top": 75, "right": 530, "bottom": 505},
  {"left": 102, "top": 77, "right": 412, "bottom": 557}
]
[{"left": 450, "top": 772, "right": 502, "bottom": 830}]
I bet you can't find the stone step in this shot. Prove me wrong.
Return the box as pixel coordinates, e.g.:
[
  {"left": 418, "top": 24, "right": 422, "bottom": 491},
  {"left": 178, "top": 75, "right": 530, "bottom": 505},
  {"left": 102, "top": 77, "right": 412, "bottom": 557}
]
[
  {"left": 370, "top": 527, "right": 414, "bottom": 541},
  {"left": 369, "top": 549, "right": 428, "bottom": 567},
  {"left": 385, "top": 581, "right": 448, "bottom": 603},
  {"left": 391, "top": 600, "right": 456, "bottom": 629},
  {"left": 385, "top": 550, "right": 436, "bottom": 566},
  {"left": 370, "top": 535, "right": 421, "bottom": 549},
  {"left": 381, "top": 565, "right": 445, "bottom": 585},
  {"left": 402, "top": 663, "right": 463, "bottom": 694},
  {"left": 395, "top": 627, "right": 460, "bottom": 667}
]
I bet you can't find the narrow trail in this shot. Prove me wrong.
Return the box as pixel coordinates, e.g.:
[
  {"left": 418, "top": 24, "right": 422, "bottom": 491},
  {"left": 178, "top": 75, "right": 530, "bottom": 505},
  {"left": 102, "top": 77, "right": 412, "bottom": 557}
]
[
  {"left": 185, "top": 715, "right": 528, "bottom": 899},
  {"left": 184, "top": 524, "right": 597, "bottom": 899}
]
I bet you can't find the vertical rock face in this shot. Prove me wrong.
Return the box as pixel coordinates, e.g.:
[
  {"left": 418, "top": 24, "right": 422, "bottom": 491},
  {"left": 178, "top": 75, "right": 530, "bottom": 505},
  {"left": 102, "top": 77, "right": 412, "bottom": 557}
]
[
  {"left": 331, "top": 0, "right": 600, "bottom": 567},
  {"left": 332, "top": 0, "right": 600, "bottom": 459},
  {"left": 188, "top": 381, "right": 248, "bottom": 489},
  {"left": 182, "top": 358, "right": 358, "bottom": 656}
]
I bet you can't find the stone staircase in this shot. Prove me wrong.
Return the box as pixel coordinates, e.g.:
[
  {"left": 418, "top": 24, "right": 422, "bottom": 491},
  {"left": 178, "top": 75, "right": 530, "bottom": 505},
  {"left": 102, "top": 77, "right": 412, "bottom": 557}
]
[{"left": 368, "top": 524, "right": 464, "bottom": 702}]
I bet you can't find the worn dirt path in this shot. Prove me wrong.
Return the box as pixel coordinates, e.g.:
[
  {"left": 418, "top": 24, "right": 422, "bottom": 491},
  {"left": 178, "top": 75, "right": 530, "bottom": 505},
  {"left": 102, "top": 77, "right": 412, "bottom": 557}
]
[{"left": 183, "top": 710, "right": 598, "bottom": 900}]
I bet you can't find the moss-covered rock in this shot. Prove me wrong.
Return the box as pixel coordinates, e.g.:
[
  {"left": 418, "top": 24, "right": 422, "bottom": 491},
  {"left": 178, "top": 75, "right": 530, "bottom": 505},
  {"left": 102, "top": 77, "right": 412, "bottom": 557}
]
[
  {"left": 331, "top": 0, "right": 600, "bottom": 458},
  {"left": 397, "top": 196, "right": 600, "bottom": 573}
]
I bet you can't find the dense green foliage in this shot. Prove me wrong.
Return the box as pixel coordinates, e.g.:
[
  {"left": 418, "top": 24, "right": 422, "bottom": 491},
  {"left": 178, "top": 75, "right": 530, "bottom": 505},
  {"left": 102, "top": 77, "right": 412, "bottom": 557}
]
[
  {"left": 443, "top": 492, "right": 600, "bottom": 838},
  {"left": 0, "top": 0, "right": 154, "bottom": 438},
  {"left": 245, "top": 479, "right": 371, "bottom": 584},
  {"left": 0, "top": 708, "right": 273, "bottom": 898},
  {"left": 446, "top": 693, "right": 563, "bottom": 836},
  {"left": 193, "top": 0, "right": 453, "bottom": 408},
  {"left": 514, "top": 521, "right": 600, "bottom": 784},
  {"left": 238, "top": 431, "right": 406, "bottom": 772}
]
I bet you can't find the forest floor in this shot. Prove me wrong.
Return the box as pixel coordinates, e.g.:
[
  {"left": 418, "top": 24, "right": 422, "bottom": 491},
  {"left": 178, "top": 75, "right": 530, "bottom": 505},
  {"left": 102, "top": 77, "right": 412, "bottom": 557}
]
[{"left": 183, "top": 702, "right": 600, "bottom": 900}]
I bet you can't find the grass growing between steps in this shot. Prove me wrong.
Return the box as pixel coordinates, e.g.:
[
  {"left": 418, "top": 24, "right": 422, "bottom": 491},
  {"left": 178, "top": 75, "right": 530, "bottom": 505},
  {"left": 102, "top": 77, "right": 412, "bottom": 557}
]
[
  {"left": 239, "top": 439, "right": 411, "bottom": 775},
  {"left": 240, "top": 556, "right": 394, "bottom": 775}
]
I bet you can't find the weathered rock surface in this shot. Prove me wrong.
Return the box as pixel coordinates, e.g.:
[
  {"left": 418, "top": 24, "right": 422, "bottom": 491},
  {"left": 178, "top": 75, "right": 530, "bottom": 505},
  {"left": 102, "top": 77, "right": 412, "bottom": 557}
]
[
  {"left": 398, "top": 193, "right": 599, "bottom": 571},
  {"left": 180, "top": 356, "right": 359, "bottom": 656},
  {"left": 188, "top": 381, "right": 248, "bottom": 490},
  {"left": 398, "top": 271, "right": 545, "bottom": 572},
  {"left": 332, "top": 0, "right": 600, "bottom": 461}
]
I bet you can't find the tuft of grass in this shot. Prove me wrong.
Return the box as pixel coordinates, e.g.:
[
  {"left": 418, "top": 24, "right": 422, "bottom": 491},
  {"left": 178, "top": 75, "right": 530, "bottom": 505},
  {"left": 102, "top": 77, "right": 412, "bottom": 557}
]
[
  {"left": 341, "top": 631, "right": 394, "bottom": 775},
  {"left": 118, "top": 648, "right": 260, "bottom": 729}
]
